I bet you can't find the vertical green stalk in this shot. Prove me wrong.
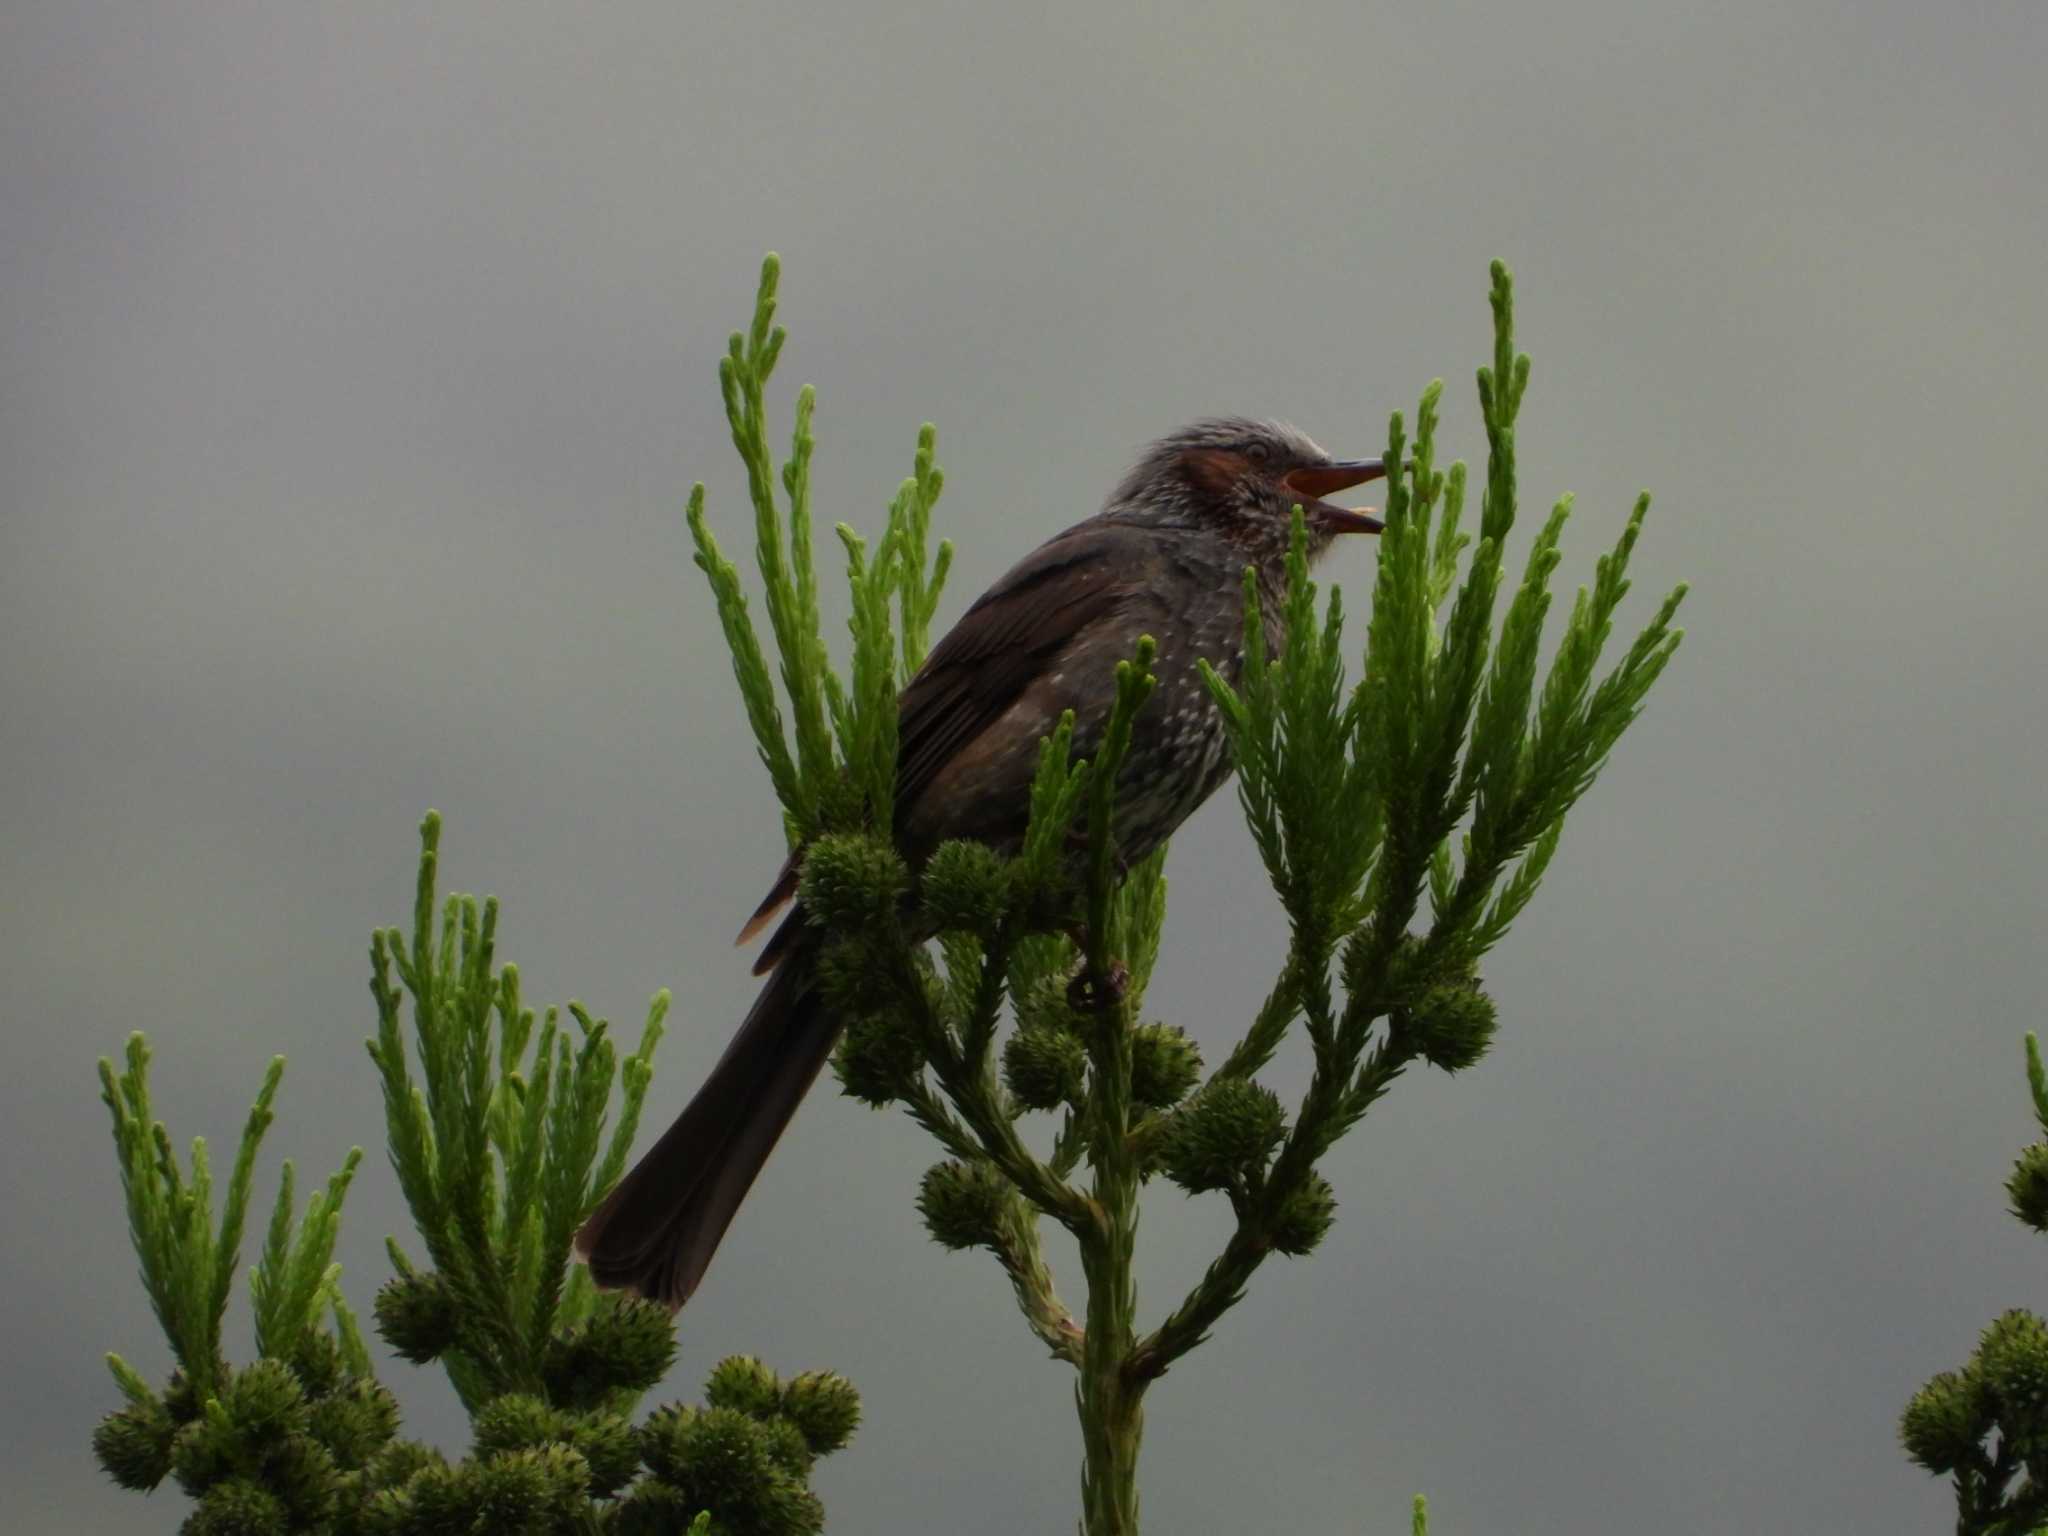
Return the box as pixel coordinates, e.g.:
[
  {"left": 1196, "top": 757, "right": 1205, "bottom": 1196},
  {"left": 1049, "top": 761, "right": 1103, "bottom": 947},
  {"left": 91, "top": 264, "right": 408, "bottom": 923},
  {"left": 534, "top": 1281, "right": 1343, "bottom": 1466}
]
[
  {"left": 1074, "top": 643, "right": 1158, "bottom": 1536},
  {"left": 1076, "top": 1074, "right": 1142, "bottom": 1536},
  {"left": 1075, "top": 960, "right": 1143, "bottom": 1536}
]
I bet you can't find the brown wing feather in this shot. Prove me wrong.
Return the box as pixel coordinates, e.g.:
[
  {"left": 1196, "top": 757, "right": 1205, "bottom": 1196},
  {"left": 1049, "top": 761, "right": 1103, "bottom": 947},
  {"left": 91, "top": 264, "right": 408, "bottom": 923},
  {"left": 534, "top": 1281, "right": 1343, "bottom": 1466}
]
[
  {"left": 892, "top": 523, "right": 1137, "bottom": 823},
  {"left": 735, "top": 520, "right": 1141, "bottom": 965}
]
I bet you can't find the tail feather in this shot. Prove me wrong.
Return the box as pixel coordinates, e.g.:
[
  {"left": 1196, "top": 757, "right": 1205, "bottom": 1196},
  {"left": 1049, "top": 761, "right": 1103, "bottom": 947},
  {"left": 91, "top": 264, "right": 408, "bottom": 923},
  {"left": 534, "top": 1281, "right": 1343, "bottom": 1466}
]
[
  {"left": 576, "top": 958, "right": 839, "bottom": 1309},
  {"left": 734, "top": 854, "right": 799, "bottom": 947}
]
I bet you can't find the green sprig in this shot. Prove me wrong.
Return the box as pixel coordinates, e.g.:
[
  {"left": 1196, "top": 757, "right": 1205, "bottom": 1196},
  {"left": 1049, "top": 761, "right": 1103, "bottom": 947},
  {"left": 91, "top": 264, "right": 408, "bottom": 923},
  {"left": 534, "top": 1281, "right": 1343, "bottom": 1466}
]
[
  {"left": 365, "top": 812, "right": 670, "bottom": 1410},
  {"left": 688, "top": 255, "right": 951, "bottom": 854}
]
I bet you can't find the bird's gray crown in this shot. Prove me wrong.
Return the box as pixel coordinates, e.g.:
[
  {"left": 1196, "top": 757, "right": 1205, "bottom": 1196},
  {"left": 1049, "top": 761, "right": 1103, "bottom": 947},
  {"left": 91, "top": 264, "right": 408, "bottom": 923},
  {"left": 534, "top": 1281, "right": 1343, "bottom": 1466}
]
[{"left": 1108, "top": 418, "right": 1328, "bottom": 508}]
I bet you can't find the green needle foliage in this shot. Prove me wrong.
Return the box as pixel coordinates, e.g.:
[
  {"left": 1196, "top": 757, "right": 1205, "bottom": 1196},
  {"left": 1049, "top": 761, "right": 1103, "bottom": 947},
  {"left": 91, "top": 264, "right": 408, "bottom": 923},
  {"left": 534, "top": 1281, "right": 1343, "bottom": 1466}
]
[
  {"left": 95, "top": 816, "right": 861, "bottom": 1535},
  {"left": 687, "top": 255, "right": 1685, "bottom": 1533},
  {"left": 1901, "top": 1031, "right": 2048, "bottom": 1533},
  {"left": 366, "top": 810, "right": 671, "bottom": 1412},
  {"left": 99, "top": 1037, "right": 355, "bottom": 1409},
  {"left": 686, "top": 252, "right": 951, "bottom": 849}
]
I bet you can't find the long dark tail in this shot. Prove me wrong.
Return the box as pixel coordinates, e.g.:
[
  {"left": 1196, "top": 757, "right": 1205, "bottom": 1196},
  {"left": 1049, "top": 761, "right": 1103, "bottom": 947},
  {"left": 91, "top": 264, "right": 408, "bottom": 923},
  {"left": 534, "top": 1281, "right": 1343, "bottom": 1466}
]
[{"left": 576, "top": 959, "right": 839, "bottom": 1309}]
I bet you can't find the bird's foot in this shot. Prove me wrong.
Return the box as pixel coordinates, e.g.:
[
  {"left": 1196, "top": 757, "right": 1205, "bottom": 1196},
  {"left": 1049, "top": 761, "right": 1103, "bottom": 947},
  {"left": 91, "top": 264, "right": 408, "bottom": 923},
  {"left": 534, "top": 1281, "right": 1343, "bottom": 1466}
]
[{"left": 1067, "top": 959, "right": 1131, "bottom": 1014}]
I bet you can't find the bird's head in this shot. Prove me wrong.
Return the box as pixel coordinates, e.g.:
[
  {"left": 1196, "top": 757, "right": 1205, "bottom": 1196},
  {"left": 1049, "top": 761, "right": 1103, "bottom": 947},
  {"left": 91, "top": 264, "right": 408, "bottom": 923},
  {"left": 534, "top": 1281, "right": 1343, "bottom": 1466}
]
[{"left": 1108, "top": 417, "right": 1386, "bottom": 565}]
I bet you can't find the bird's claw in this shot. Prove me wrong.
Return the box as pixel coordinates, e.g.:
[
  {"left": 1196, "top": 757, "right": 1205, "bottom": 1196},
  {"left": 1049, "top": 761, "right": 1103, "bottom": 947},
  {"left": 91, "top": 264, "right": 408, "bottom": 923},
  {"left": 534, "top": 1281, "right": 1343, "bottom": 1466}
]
[{"left": 1067, "top": 960, "right": 1130, "bottom": 1014}]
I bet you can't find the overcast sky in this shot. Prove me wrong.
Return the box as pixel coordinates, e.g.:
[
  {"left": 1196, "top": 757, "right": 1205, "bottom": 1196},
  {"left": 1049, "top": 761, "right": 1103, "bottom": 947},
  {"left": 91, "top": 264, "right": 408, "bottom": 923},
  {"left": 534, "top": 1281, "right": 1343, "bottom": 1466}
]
[{"left": 6, "top": 4, "right": 2046, "bottom": 1532}]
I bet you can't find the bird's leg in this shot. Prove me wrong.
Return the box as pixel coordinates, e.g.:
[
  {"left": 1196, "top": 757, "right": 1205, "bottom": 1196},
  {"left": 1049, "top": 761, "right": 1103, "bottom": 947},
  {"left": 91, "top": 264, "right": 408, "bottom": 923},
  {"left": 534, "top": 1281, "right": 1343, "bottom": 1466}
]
[
  {"left": 1063, "top": 923, "right": 1130, "bottom": 1014},
  {"left": 1067, "top": 960, "right": 1131, "bottom": 1014},
  {"left": 1060, "top": 827, "right": 1133, "bottom": 1012}
]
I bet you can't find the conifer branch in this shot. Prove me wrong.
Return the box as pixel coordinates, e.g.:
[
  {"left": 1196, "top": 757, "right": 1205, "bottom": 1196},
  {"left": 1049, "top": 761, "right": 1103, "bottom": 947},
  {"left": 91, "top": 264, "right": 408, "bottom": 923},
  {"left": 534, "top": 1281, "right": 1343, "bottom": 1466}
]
[
  {"left": 95, "top": 813, "right": 858, "bottom": 1534},
  {"left": 662, "top": 255, "right": 1682, "bottom": 1533}
]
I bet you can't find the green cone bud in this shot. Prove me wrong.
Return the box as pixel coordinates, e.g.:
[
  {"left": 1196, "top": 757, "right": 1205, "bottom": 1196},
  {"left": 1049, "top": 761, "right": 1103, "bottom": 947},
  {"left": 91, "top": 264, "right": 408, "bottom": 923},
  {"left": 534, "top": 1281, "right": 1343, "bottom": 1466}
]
[
  {"left": 285, "top": 1331, "right": 345, "bottom": 1398},
  {"left": 186, "top": 1475, "right": 287, "bottom": 1536},
  {"left": 635, "top": 1403, "right": 701, "bottom": 1484},
  {"left": 561, "top": 1409, "right": 640, "bottom": 1499},
  {"left": 1978, "top": 1309, "right": 2048, "bottom": 1418},
  {"left": 223, "top": 1359, "right": 309, "bottom": 1441},
  {"left": 1271, "top": 1172, "right": 1339, "bottom": 1256},
  {"left": 2009, "top": 1143, "right": 2048, "bottom": 1232},
  {"left": 1130, "top": 1023, "right": 1203, "bottom": 1109},
  {"left": 1405, "top": 983, "right": 1499, "bottom": 1072},
  {"left": 308, "top": 1377, "right": 400, "bottom": 1469},
  {"left": 753, "top": 1479, "right": 828, "bottom": 1536},
  {"left": 919, "top": 840, "right": 1010, "bottom": 935},
  {"left": 814, "top": 933, "right": 912, "bottom": 1015},
  {"left": 1898, "top": 1368, "right": 1986, "bottom": 1474},
  {"left": 1003, "top": 1022, "right": 1086, "bottom": 1110},
  {"left": 642, "top": 1405, "right": 778, "bottom": 1513},
  {"left": 263, "top": 1433, "right": 337, "bottom": 1527},
  {"left": 798, "top": 833, "right": 907, "bottom": 934},
  {"left": 400, "top": 1459, "right": 474, "bottom": 1529},
  {"left": 544, "top": 1292, "right": 677, "bottom": 1406},
  {"left": 782, "top": 1369, "right": 862, "bottom": 1455},
  {"left": 459, "top": 1444, "right": 588, "bottom": 1527},
  {"left": 613, "top": 1479, "right": 692, "bottom": 1536},
  {"left": 170, "top": 1413, "right": 237, "bottom": 1497},
  {"left": 93, "top": 1401, "right": 175, "bottom": 1490},
  {"left": 363, "top": 1438, "right": 444, "bottom": 1494},
  {"left": 472, "top": 1393, "right": 559, "bottom": 1456},
  {"left": 705, "top": 1354, "right": 785, "bottom": 1419},
  {"left": 832, "top": 1009, "right": 926, "bottom": 1106},
  {"left": 373, "top": 1271, "right": 458, "bottom": 1364},
  {"left": 918, "top": 1158, "right": 1012, "bottom": 1251},
  {"left": 1159, "top": 1079, "right": 1288, "bottom": 1193},
  {"left": 760, "top": 1415, "right": 815, "bottom": 1476}
]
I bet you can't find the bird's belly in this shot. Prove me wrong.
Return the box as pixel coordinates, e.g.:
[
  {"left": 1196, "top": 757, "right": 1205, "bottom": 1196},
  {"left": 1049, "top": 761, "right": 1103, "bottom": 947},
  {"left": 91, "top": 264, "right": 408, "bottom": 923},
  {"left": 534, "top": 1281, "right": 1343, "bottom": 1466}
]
[{"left": 1108, "top": 654, "right": 1240, "bottom": 864}]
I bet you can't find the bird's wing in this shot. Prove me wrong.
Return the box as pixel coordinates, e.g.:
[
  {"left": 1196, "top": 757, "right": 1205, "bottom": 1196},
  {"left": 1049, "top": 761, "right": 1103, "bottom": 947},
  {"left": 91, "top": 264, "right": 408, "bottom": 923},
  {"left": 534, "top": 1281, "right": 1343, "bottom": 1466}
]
[
  {"left": 735, "top": 521, "right": 1141, "bottom": 961},
  {"left": 894, "top": 522, "right": 1139, "bottom": 822}
]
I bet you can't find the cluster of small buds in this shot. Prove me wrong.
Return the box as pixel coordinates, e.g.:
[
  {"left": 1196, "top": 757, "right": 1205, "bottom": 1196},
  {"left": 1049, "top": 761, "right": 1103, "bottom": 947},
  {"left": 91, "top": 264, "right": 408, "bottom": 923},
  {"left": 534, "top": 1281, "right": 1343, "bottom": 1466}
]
[
  {"left": 366, "top": 1437, "right": 591, "bottom": 1533},
  {"left": 99, "top": 1336, "right": 863, "bottom": 1535},
  {"left": 472, "top": 1393, "right": 641, "bottom": 1497},
  {"left": 1901, "top": 1308, "right": 2048, "bottom": 1487},
  {"left": 542, "top": 1293, "right": 680, "bottom": 1408},
  {"left": 93, "top": 1348, "right": 405, "bottom": 1536},
  {"left": 616, "top": 1359, "right": 860, "bottom": 1536}
]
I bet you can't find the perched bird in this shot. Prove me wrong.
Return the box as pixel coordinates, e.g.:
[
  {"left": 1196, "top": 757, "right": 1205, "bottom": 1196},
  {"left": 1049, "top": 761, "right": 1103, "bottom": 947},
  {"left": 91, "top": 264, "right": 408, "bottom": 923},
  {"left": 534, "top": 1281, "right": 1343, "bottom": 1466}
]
[{"left": 576, "top": 418, "right": 1386, "bottom": 1307}]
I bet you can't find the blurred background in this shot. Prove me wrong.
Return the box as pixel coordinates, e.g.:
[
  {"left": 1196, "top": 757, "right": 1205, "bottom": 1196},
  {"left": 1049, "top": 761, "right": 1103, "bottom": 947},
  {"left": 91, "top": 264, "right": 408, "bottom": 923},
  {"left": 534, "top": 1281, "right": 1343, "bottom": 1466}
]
[{"left": 5, "top": 3, "right": 2044, "bottom": 1531}]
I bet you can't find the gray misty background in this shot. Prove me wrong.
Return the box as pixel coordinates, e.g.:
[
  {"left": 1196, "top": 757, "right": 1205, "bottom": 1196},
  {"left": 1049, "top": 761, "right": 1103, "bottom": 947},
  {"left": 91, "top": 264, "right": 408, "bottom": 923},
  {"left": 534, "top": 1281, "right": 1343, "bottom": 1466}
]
[{"left": 5, "top": 3, "right": 2044, "bottom": 1532}]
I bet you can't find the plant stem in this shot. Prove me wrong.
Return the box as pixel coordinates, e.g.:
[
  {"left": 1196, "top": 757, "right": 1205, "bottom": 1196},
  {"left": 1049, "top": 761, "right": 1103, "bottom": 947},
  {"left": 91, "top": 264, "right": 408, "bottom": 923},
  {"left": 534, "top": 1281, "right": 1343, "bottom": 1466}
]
[
  {"left": 1076, "top": 970, "right": 1143, "bottom": 1535},
  {"left": 1077, "top": 1268, "right": 1143, "bottom": 1536}
]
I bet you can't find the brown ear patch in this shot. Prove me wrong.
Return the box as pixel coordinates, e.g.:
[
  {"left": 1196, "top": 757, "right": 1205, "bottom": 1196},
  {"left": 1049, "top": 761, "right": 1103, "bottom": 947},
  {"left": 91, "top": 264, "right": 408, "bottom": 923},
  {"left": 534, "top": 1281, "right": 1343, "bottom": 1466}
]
[{"left": 1182, "top": 448, "right": 1247, "bottom": 500}]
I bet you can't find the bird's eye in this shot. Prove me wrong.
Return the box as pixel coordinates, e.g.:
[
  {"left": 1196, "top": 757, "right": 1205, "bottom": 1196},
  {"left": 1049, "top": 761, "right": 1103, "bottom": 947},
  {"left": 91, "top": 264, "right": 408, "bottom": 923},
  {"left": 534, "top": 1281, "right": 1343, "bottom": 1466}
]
[{"left": 1244, "top": 442, "right": 1271, "bottom": 465}]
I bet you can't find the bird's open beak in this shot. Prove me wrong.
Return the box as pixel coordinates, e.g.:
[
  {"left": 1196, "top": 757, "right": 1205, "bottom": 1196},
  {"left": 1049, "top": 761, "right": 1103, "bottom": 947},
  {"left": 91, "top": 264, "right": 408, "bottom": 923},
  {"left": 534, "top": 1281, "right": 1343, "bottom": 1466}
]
[{"left": 1283, "top": 459, "right": 1387, "bottom": 534}]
